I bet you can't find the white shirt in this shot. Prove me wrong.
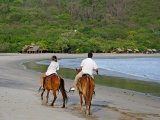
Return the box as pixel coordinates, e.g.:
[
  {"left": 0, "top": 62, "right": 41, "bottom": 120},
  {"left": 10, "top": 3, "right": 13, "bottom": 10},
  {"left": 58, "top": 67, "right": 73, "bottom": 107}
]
[
  {"left": 80, "top": 58, "right": 98, "bottom": 75},
  {"left": 46, "top": 61, "right": 59, "bottom": 76}
]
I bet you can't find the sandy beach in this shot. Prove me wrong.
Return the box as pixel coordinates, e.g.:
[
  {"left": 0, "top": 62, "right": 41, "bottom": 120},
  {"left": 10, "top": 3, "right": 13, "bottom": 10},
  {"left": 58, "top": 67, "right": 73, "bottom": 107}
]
[{"left": 0, "top": 53, "right": 160, "bottom": 120}]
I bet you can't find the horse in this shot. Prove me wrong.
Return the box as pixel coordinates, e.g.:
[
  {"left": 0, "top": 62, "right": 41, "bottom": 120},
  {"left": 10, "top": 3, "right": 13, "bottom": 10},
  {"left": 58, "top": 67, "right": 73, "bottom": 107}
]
[
  {"left": 41, "top": 73, "right": 68, "bottom": 108},
  {"left": 76, "top": 68, "right": 95, "bottom": 115}
]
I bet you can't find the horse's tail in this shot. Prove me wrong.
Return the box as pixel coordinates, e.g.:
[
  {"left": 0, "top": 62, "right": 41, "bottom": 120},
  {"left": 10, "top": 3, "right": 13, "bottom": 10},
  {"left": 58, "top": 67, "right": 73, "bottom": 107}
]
[
  {"left": 60, "top": 78, "right": 68, "bottom": 103},
  {"left": 86, "top": 77, "right": 94, "bottom": 105}
]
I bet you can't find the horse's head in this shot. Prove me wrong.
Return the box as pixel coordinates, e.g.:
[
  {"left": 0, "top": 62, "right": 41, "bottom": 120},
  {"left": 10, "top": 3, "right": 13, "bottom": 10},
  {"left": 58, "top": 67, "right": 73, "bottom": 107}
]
[{"left": 75, "top": 68, "right": 81, "bottom": 74}]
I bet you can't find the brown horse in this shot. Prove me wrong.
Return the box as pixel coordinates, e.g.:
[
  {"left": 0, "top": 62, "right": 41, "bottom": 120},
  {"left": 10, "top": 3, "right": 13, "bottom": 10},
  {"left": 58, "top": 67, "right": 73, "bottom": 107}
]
[
  {"left": 76, "top": 69, "right": 95, "bottom": 115},
  {"left": 41, "top": 73, "right": 68, "bottom": 108}
]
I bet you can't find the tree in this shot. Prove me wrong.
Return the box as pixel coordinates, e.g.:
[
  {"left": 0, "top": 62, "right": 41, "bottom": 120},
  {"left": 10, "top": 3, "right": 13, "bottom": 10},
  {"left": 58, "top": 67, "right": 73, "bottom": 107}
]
[{"left": 55, "top": 37, "right": 69, "bottom": 53}]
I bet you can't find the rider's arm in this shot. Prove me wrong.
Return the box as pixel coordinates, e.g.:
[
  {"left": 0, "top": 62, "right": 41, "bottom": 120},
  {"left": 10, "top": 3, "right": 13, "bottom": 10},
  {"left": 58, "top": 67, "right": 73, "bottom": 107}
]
[
  {"left": 79, "top": 66, "right": 82, "bottom": 71},
  {"left": 95, "top": 69, "right": 99, "bottom": 75},
  {"left": 93, "top": 61, "right": 98, "bottom": 75}
]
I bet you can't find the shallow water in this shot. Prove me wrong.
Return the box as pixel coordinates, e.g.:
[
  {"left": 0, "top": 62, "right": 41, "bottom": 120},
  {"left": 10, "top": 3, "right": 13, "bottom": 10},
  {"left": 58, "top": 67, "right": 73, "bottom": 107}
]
[
  {"left": 36, "top": 57, "right": 160, "bottom": 83},
  {"left": 25, "top": 60, "right": 160, "bottom": 96}
]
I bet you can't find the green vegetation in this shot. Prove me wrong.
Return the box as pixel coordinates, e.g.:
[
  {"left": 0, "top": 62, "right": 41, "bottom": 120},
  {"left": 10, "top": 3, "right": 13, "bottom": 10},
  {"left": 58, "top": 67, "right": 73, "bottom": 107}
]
[
  {"left": 24, "top": 60, "right": 160, "bottom": 97},
  {"left": 0, "top": 0, "right": 160, "bottom": 53}
]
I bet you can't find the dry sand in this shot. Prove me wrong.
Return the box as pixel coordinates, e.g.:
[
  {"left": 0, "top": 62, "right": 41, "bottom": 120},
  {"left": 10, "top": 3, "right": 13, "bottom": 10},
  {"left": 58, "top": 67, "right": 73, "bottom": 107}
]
[{"left": 0, "top": 53, "right": 160, "bottom": 120}]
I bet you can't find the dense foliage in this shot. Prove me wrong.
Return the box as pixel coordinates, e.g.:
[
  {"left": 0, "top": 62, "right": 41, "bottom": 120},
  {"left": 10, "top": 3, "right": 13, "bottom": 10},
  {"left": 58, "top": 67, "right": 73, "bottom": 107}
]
[{"left": 0, "top": 0, "right": 160, "bottom": 53}]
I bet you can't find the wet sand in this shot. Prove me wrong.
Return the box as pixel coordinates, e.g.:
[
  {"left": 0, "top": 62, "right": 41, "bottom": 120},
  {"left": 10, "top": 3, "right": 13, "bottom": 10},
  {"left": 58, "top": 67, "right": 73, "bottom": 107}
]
[{"left": 0, "top": 53, "right": 160, "bottom": 120}]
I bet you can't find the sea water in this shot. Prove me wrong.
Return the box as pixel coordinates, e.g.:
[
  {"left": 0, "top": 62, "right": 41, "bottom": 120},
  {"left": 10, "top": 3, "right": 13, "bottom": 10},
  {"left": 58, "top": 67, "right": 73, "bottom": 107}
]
[{"left": 36, "top": 57, "right": 160, "bottom": 83}]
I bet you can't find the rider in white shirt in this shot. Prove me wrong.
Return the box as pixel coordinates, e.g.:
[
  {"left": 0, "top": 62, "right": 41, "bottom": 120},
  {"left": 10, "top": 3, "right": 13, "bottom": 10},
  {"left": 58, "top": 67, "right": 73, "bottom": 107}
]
[
  {"left": 71, "top": 52, "right": 99, "bottom": 91},
  {"left": 40, "top": 55, "right": 59, "bottom": 89},
  {"left": 46, "top": 60, "right": 59, "bottom": 75}
]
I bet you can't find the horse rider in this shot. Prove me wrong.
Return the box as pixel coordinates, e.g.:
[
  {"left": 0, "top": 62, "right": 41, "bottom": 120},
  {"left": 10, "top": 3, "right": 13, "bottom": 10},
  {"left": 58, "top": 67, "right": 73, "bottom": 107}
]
[
  {"left": 70, "top": 52, "right": 99, "bottom": 91},
  {"left": 40, "top": 55, "right": 59, "bottom": 90}
]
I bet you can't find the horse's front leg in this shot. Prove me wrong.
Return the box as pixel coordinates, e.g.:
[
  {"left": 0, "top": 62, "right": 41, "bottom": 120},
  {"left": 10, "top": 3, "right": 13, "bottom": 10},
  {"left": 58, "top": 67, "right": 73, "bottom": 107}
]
[
  {"left": 50, "top": 90, "right": 57, "bottom": 107},
  {"left": 41, "top": 89, "right": 45, "bottom": 100},
  {"left": 46, "top": 90, "right": 50, "bottom": 103},
  {"left": 79, "top": 92, "right": 83, "bottom": 112}
]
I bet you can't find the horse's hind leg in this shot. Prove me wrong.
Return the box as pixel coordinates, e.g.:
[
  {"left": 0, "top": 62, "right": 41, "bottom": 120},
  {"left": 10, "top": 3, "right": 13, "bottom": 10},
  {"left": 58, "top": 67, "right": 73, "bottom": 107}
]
[
  {"left": 86, "top": 94, "right": 92, "bottom": 115},
  {"left": 46, "top": 90, "right": 50, "bottom": 103},
  {"left": 50, "top": 90, "right": 57, "bottom": 106},
  {"left": 83, "top": 95, "right": 90, "bottom": 115},
  {"left": 41, "top": 89, "right": 45, "bottom": 100},
  {"left": 60, "top": 89, "right": 65, "bottom": 108},
  {"left": 79, "top": 92, "right": 83, "bottom": 112},
  {"left": 86, "top": 102, "right": 91, "bottom": 115}
]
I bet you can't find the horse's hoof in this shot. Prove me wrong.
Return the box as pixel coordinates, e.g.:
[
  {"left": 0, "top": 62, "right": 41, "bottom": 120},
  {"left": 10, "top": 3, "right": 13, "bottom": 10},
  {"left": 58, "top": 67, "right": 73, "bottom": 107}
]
[
  {"left": 86, "top": 112, "right": 90, "bottom": 115},
  {"left": 86, "top": 111, "right": 90, "bottom": 115},
  {"left": 50, "top": 104, "right": 53, "bottom": 106},
  {"left": 62, "top": 105, "right": 65, "bottom": 108}
]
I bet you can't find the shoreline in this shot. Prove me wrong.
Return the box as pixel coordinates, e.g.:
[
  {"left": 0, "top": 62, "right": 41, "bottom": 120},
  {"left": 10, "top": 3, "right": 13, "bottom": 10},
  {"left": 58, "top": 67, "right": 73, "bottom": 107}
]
[
  {"left": 35, "top": 54, "right": 160, "bottom": 83},
  {"left": 0, "top": 53, "right": 160, "bottom": 120},
  {"left": 24, "top": 61, "right": 160, "bottom": 97},
  {"left": 1, "top": 52, "right": 160, "bottom": 58}
]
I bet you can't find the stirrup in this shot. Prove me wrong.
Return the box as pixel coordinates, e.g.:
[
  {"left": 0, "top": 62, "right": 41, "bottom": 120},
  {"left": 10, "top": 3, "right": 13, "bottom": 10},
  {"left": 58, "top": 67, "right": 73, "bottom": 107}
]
[{"left": 69, "top": 87, "right": 75, "bottom": 92}]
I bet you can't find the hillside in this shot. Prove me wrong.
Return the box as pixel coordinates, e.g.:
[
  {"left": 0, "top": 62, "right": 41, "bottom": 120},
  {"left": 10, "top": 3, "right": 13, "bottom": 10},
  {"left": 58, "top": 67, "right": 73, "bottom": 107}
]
[{"left": 0, "top": 0, "right": 160, "bottom": 53}]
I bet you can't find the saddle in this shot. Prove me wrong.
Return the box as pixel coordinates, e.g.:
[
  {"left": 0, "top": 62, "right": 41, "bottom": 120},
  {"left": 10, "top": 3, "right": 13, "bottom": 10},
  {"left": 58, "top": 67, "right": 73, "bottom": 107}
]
[
  {"left": 45, "top": 73, "right": 57, "bottom": 80},
  {"left": 43, "top": 73, "right": 58, "bottom": 85},
  {"left": 82, "top": 74, "right": 91, "bottom": 77},
  {"left": 77, "top": 74, "right": 91, "bottom": 82}
]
